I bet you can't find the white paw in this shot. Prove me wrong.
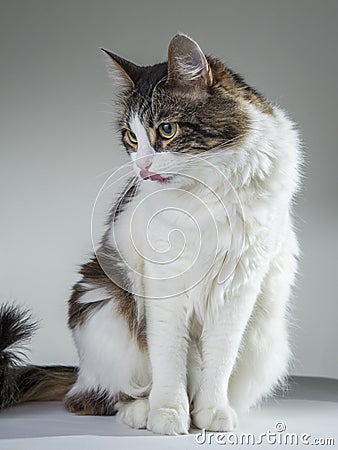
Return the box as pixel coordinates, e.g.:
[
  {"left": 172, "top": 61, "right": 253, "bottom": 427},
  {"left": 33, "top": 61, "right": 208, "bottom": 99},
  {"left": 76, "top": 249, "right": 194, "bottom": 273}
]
[
  {"left": 117, "top": 398, "right": 150, "bottom": 429},
  {"left": 192, "top": 404, "right": 238, "bottom": 431},
  {"left": 147, "top": 406, "right": 190, "bottom": 435}
]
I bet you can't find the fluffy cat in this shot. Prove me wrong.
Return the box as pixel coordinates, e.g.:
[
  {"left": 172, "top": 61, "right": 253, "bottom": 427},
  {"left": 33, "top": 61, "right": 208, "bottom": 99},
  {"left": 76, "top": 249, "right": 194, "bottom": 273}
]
[{"left": 0, "top": 34, "right": 301, "bottom": 435}]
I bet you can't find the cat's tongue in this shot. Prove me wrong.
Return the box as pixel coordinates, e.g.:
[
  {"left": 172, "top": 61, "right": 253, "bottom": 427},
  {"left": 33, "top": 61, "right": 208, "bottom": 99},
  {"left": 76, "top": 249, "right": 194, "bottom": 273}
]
[{"left": 140, "top": 169, "right": 165, "bottom": 182}]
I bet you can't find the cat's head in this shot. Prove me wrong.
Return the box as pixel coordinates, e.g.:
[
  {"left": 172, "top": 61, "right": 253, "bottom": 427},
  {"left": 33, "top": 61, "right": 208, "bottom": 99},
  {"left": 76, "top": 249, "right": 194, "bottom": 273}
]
[{"left": 103, "top": 34, "right": 272, "bottom": 186}]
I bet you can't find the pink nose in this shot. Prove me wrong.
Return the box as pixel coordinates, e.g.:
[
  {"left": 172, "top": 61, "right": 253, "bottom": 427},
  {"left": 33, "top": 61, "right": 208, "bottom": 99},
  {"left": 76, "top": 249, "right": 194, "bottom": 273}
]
[{"left": 136, "top": 157, "right": 152, "bottom": 170}]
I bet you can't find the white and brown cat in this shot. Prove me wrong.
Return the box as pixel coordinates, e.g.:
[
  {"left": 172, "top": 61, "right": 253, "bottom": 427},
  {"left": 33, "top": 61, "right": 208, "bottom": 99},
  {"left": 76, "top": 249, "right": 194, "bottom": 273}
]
[{"left": 0, "top": 34, "right": 301, "bottom": 435}]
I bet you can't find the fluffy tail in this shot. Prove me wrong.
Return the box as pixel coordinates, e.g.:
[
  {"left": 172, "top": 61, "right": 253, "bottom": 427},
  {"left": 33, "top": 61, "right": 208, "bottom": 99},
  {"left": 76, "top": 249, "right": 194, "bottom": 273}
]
[{"left": 0, "top": 304, "right": 77, "bottom": 410}]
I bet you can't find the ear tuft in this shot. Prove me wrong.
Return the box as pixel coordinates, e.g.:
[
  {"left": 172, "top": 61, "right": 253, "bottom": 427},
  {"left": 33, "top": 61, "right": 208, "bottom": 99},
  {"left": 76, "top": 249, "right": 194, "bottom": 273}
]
[
  {"left": 101, "top": 48, "right": 143, "bottom": 89},
  {"left": 167, "top": 34, "right": 213, "bottom": 87}
]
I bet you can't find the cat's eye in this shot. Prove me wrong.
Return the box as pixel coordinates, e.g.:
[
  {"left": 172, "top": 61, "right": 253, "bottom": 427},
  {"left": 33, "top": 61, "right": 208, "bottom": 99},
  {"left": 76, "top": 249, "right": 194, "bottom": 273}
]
[
  {"left": 158, "top": 122, "right": 177, "bottom": 140},
  {"left": 126, "top": 129, "right": 138, "bottom": 144}
]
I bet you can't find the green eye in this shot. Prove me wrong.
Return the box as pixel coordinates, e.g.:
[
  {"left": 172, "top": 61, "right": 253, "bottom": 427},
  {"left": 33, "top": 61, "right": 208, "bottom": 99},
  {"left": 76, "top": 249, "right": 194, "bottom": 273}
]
[
  {"left": 158, "top": 122, "right": 177, "bottom": 139},
  {"left": 126, "top": 129, "right": 138, "bottom": 144}
]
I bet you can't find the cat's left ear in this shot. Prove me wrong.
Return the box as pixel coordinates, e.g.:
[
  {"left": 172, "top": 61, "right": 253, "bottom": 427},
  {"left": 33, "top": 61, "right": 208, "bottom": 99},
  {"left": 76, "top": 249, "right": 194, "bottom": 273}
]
[
  {"left": 101, "top": 48, "right": 143, "bottom": 89},
  {"left": 167, "top": 34, "right": 213, "bottom": 89}
]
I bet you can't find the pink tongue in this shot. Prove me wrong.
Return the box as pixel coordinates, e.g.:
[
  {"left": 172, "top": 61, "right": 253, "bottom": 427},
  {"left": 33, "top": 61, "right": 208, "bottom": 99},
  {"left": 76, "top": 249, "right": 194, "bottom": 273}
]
[{"left": 140, "top": 169, "right": 164, "bottom": 182}]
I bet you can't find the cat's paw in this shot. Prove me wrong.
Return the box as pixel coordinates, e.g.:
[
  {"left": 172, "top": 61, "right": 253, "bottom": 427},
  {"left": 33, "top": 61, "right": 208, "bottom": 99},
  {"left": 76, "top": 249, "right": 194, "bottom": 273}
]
[
  {"left": 117, "top": 398, "right": 150, "bottom": 429},
  {"left": 147, "top": 406, "right": 190, "bottom": 435},
  {"left": 192, "top": 404, "right": 238, "bottom": 432}
]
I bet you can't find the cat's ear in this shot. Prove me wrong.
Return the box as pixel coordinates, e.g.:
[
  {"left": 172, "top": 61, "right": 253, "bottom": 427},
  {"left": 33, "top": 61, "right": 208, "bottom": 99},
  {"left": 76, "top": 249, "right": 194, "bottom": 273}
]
[
  {"left": 167, "top": 34, "right": 213, "bottom": 89},
  {"left": 101, "top": 48, "right": 143, "bottom": 89}
]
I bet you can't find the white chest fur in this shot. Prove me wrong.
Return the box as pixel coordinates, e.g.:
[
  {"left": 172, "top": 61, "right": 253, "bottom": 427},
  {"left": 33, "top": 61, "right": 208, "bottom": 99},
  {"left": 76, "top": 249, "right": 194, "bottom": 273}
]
[{"left": 107, "top": 103, "right": 300, "bottom": 317}]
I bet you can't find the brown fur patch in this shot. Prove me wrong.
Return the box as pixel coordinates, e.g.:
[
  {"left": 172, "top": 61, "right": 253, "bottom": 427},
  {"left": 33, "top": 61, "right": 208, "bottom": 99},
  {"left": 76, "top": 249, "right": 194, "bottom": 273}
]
[
  {"left": 68, "top": 175, "right": 146, "bottom": 350},
  {"left": 17, "top": 365, "right": 77, "bottom": 403},
  {"left": 68, "top": 252, "right": 147, "bottom": 351},
  {"left": 208, "top": 57, "right": 273, "bottom": 115},
  {"left": 64, "top": 389, "right": 133, "bottom": 416},
  {"left": 148, "top": 127, "right": 156, "bottom": 147}
]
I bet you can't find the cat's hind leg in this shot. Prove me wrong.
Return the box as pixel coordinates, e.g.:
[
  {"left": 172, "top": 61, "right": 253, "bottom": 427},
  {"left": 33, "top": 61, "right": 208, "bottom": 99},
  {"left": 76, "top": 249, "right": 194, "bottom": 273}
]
[
  {"left": 228, "top": 244, "right": 298, "bottom": 412},
  {"left": 65, "top": 262, "right": 151, "bottom": 417}
]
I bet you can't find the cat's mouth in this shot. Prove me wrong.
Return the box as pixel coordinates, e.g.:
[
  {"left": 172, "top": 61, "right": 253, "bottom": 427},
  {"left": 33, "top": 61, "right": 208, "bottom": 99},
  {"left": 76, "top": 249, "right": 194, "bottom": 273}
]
[{"left": 139, "top": 168, "right": 169, "bottom": 183}]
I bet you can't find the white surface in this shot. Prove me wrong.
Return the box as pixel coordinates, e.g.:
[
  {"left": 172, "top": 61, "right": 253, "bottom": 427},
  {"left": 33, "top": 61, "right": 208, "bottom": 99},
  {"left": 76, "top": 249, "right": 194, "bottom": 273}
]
[{"left": 0, "top": 378, "right": 337, "bottom": 449}]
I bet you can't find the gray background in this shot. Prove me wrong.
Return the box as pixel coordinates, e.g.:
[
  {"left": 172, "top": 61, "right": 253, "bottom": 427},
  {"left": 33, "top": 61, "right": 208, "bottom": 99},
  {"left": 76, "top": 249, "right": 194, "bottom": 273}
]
[{"left": 0, "top": 0, "right": 337, "bottom": 377}]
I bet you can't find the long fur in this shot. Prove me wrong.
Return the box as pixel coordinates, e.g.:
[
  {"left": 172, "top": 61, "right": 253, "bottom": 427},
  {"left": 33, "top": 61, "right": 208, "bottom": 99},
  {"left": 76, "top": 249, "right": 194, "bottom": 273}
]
[
  {"left": 0, "top": 304, "right": 76, "bottom": 409},
  {"left": 0, "top": 35, "right": 301, "bottom": 436}
]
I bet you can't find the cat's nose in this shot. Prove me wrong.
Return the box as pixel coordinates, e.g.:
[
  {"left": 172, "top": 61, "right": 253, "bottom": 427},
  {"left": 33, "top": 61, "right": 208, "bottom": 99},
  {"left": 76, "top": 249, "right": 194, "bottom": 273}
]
[
  {"left": 136, "top": 159, "right": 152, "bottom": 170},
  {"left": 135, "top": 151, "right": 153, "bottom": 170}
]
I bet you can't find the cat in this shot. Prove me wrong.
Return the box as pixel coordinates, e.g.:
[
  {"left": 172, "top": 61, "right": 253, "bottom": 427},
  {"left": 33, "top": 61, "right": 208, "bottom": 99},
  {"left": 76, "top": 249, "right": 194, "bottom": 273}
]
[{"left": 0, "top": 34, "right": 301, "bottom": 435}]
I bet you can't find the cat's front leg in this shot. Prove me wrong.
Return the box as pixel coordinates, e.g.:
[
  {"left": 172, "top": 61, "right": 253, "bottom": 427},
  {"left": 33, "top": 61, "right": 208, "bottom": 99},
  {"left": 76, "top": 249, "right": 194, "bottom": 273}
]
[
  {"left": 192, "top": 281, "right": 262, "bottom": 432},
  {"left": 145, "top": 293, "right": 190, "bottom": 435}
]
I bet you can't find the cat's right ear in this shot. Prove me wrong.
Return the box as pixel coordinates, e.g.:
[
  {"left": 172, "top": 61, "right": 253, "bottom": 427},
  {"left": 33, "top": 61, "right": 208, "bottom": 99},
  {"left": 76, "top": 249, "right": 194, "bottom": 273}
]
[
  {"left": 101, "top": 49, "right": 142, "bottom": 89},
  {"left": 167, "top": 34, "right": 213, "bottom": 91}
]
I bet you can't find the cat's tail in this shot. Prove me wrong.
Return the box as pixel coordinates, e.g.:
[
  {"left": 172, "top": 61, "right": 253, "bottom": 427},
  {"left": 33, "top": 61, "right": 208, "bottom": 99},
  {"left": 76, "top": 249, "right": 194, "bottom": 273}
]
[{"left": 0, "top": 303, "right": 77, "bottom": 410}]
